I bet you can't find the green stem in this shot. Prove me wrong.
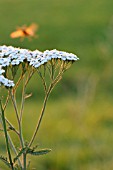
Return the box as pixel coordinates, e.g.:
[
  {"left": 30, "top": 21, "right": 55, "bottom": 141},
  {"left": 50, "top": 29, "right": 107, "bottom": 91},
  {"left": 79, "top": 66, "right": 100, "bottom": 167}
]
[
  {"left": 0, "top": 111, "right": 19, "bottom": 136},
  {"left": 20, "top": 69, "right": 34, "bottom": 122},
  {"left": 13, "top": 74, "right": 24, "bottom": 93},
  {"left": 6, "top": 118, "right": 19, "bottom": 136},
  {"left": 2, "top": 92, "right": 19, "bottom": 135},
  {"left": 19, "top": 71, "right": 34, "bottom": 170},
  {"left": 23, "top": 153, "right": 26, "bottom": 170},
  {"left": 0, "top": 121, "right": 21, "bottom": 167},
  {"left": 3, "top": 91, "right": 10, "bottom": 111},
  {"left": 10, "top": 90, "right": 20, "bottom": 126},
  {"left": 37, "top": 69, "right": 47, "bottom": 93},
  {"left": 19, "top": 124, "right": 25, "bottom": 169},
  {"left": 19, "top": 82, "right": 25, "bottom": 123},
  {"left": 28, "top": 85, "right": 52, "bottom": 148},
  {"left": 0, "top": 114, "right": 22, "bottom": 168},
  {"left": 0, "top": 101, "right": 14, "bottom": 170},
  {"left": 8, "top": 134, "right": 22, "bottom": 168},
  {"left": 10, "top": 90, "right": 24, "bottom": 145},
  {"left": 10, "top": 90, "right": 25, "bottom": 168},
  {"left": 1, "top": 91, "right": 19, "bottom": 136}
]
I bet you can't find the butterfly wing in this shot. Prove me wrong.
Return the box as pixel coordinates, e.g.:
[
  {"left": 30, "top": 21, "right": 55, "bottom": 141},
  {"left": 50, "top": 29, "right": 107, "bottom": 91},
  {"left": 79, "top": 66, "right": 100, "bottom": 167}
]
[
  {"left": 25, "top": 23, "right": 38, "bottom": 36},
  {"left": 10, "top": 29, "right": 25, "bottom": 38}
]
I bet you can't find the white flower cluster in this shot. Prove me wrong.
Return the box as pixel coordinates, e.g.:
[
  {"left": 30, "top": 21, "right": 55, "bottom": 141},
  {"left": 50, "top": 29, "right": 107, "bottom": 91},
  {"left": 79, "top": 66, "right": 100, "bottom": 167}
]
[
  {"left": 0, "top": 65, "right": 15, "bottom": 87},
  {"left": 0, "top": 45, "right": 79, "bottom": 87}
]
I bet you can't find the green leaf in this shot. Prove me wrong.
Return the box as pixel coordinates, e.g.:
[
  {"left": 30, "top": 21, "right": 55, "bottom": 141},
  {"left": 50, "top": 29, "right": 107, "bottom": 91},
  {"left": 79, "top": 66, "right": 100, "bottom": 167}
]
[
  {"left": 27, "top": 148, "right": 52, "bottom": 156},
  {"left": 0, "top": 155, "right": 11, "bottom": 168},
  {"left": 13, "top": 147, "right": 27, "bottom": 163}
]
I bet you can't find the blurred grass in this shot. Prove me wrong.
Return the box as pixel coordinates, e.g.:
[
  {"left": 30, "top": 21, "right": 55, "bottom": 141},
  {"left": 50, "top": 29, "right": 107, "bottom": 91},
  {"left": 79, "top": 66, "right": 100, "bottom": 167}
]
[{"left": 1, "top": 0, "right": 113, "bottom": 169}]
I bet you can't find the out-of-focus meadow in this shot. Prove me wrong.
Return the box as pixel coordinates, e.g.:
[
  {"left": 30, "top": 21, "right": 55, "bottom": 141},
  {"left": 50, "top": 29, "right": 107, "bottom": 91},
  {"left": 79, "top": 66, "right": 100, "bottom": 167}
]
[{"left": 1, "top": 0, "right": 113, "bottom": 169}]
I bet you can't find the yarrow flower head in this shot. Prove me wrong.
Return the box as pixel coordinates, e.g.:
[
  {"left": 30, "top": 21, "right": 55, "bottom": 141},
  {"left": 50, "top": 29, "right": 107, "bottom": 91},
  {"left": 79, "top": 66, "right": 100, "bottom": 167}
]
[{"left": 0, "top": 45, "right": 79, "bottom": 88}]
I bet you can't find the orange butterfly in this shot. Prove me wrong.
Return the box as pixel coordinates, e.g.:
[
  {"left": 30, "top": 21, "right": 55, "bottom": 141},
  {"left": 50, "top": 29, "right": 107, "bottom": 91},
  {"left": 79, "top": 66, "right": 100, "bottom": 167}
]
[{"left": 10, "top": 23, "right": 38, "bottom": 40}]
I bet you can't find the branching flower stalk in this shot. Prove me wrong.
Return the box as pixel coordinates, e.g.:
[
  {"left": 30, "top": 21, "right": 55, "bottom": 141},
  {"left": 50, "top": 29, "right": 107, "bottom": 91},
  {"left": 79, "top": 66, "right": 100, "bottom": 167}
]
[
  {"left": 28, "top": 59, "right": 72, "bottom": 148},
  {"left": 0, "top": 45, "right": 79, "bottom": 169}
]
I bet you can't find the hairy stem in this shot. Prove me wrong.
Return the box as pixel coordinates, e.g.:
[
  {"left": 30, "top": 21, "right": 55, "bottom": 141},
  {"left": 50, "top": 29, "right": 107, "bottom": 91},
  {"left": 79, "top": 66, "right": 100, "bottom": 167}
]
[
  {"left": 0, "top": 101, "right": 14, "bottom": 170},
  {"left": 10, "top": 90, "right": 25, "bottom": 168}
]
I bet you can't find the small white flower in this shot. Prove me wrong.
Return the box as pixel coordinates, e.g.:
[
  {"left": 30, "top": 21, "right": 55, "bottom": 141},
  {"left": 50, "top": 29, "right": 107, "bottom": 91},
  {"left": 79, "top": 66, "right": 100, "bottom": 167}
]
[
  {"left": 5, "top": 80, "right": 15, "bottom": 87},
  {"left": 47, "top": 55, "right": 52, "bottom": 60},
  {"left": 9, "top": 53, "right": 18, "bottom": 59},
  {"left": 0, "top": 45, "right": 7, "bottom": 51},
  {"left": 0, "top": 58, "right": 5, "bottom": 64},
  {"left": 41, "top": 58, "right": 48, "bottom": 64},
  {"left": 11, "top": 59, "right": 20, "bottom": 65},
  {"left": 36, "top": 56, "right": 42, "bottom": 62},
  {"left": 0, "top": 69, "right": 5, "bottom": 75},
  {"left": 0, "top": 75, "right": 8, "bottom": 86},
  {"left": 61, "top": 56, "right": 66, "bottom": 61},
  {"left": 26, "top": 54, "right": 32, "bottom": 61},
  {"left": 0, "top": 75, "right": 14, "bottom": 87},
  {"left": 0, "top": 58, "right": 11, "bottom": 67},
  {"left": 29, "top": 58, "right": 36, "bottom": 65},
  {"left": 18, "top": 54, "right": 26, "bottom": 62},
  {"left": 19, "top": 49, "right": 29, "bottom": 54},
  {"left": 0, "top": 52, "right": 5, "bottom": 57},
  {"left": 32, "top": 50, "right": 42, "bottom": 58},
  {"left": 0, "top": 75, "right": 5, "bottom": 82},
  {"left": 33, "top": 62, "right": 42, "bottom": 68}
]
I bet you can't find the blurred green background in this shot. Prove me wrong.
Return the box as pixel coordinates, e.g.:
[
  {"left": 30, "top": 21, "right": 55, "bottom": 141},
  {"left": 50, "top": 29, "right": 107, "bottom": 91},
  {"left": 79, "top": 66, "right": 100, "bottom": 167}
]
[{"left": 1, "top": 0, "right": 113, "bottom": 169}]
